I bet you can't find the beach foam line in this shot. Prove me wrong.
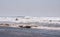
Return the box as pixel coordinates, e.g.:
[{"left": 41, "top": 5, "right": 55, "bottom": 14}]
[
  {"left": 0, "top": 23, "right": 60, "bottom": 30},
  {"left": 31, "top": 26, "right": 60, "bottom": 30}
]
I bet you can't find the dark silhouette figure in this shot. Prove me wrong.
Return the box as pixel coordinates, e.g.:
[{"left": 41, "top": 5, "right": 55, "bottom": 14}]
[
  {"left": 15, "top": 18, "right": 18, "bottom": 21},
  {"left": 19, "top": 25, "right": 31, "bottom": 28}
]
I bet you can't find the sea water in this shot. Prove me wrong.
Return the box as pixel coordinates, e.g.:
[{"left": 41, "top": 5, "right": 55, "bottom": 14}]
[{"left": 0, "top": 27, "right": 60, "bottom": 37}]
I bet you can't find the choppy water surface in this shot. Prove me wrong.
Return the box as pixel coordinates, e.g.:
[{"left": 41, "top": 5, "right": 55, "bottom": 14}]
[{"left": 0, "top": 27, "right": 60, "bottom": 37}]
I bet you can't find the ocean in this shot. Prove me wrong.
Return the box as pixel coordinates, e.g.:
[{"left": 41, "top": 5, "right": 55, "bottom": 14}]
[{"left": 0, "top": 27, "right": 60, "bottom": 37}]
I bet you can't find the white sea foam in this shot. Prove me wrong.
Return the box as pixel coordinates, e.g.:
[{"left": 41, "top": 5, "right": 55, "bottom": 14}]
[
  {"left": 0, "top": 16, "right": 60, "bottom": 30},
  {"left": 0, "top": 16, "right": 60, "bottom": 24}
]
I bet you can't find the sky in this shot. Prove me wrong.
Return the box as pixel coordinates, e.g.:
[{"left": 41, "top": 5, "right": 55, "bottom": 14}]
[{"left": 0, "top": 0, "right": 60, "bottom": 17}]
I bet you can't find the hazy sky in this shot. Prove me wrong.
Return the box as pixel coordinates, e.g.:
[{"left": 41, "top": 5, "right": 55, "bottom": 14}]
[{"left": 0, "top": 0, "right": 60, "bottom": 17}]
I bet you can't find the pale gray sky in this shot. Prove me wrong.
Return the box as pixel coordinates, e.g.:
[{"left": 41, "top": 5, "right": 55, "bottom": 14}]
[{"left": 0, "top": 0, "right": 60, "bottom": 17}]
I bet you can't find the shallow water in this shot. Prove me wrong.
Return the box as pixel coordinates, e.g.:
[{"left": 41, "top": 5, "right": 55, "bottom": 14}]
[{"left": 0, "top": 27, "right": 60, "bottom": 37}]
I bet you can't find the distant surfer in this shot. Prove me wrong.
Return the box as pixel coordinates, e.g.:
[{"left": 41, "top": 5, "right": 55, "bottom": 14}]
[{"left": 15, "top": 18, "right": 18, "bottom": 21}]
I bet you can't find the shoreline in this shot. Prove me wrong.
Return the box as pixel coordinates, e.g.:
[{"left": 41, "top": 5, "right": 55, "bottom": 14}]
[{"left": 0, "top": 24, "right": 60, "bottom": 30}]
